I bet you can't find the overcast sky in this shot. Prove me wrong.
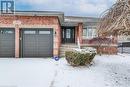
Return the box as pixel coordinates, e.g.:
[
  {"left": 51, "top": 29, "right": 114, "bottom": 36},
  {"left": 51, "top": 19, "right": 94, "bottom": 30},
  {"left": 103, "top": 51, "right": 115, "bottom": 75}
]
[{"left": 15, "top": 0, "right": 117, "bottom": 17}]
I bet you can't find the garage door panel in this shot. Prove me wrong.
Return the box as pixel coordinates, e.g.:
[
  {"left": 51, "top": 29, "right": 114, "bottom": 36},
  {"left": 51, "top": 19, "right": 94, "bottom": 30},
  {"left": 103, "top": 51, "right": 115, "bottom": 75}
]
[
  {"left": 38, "top": 40, "right": 52, "bottom": 43},
  {"left": 23, "top": 43, "right": 36, "bottom": 46},
  {"left": 23, "top": 54, "right": 37, "bottom": 57},
  {"left": 22, "top": 29, "right": 53, "bottom": 57},
  {"left": 0, "top": 40, "right": 14, "bottom": 43},
  {"left": 0, "top": 29, "right": 15, "bottom": 57},
  {"left": 23, "top": 51, "right": 37, "bottom": 57},
  {"left": 0, "top": 49, "right": 14, "bottom": 52},
  {"left": 0, "top": 51, "right": 14, "bottom": 54},
  {"left": 0, "top": 37, "right": 14, "bottom": 39},
  {"left": 23, "top": 48, "right": 37, "bottom": 52},
  {"left": 0, "top": 42, "right": 14, "bottom": 45},
  {"left": 0, "top": 47, "right": 14, "bottom": 50},
  {"left": 37, "top": 30, "right": 53, "bottom": 57}
]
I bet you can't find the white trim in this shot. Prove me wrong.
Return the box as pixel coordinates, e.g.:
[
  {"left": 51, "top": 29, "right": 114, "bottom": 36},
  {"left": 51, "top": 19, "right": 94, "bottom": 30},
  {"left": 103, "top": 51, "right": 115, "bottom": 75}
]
[{"left": 83, "top": 26, "right": 97, "bottom": 39}]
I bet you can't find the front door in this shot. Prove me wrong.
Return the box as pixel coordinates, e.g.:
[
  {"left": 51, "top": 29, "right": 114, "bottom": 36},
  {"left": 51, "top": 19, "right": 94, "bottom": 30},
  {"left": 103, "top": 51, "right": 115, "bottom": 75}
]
[{"left": 62, "top": 27, "right": 75, "bottom": 43}]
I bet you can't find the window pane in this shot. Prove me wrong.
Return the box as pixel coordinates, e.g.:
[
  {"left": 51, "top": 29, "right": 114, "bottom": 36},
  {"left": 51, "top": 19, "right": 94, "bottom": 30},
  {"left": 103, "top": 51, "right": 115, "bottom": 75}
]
[
  {"left": 62, "top": 29, "right": 64, "bottom": 38},
  {"left": 87, "top": 26, "right": 92, "bottom": 29},
  {"left": 39, "top": 31, "right": 51, "bottom": 34},
  {"left": 24, "top": 31, "right": 36, "bottom": 34},
  {"left": 7, "top": 31, "right": 13, "bottom": 34},
  {"left": 88, "top": 29, "right": 92, "bottom": 37},
  {"left": 93, "top": 29, "right": 96, "bottom": 37},
  {"left": 66, "top": 29, "right": 71, "bottom": 38},
  {"left": 83, "top": 29, "right": 87, "bottom": 36},
  {"left": 0, "top": 30, "right": 13, "bottom": 34},
  {"left": 83, "top": 26, "right": 97, "bottom": 38}
]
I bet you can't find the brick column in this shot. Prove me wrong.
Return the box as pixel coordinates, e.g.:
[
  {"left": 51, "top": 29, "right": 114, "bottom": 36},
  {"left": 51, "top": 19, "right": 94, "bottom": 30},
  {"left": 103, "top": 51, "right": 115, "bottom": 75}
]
[
  {"left": 78, "top": 23, "right": 83, "bottom": 44},
  {"left": 53, "top": 25, "right": 61, "bottom": 57},
  {"left": 75, "top": 26, "right": 78, "bottom": 44},
  {"left": 15, "top": 25, "right": 20, "bottom": 58}
]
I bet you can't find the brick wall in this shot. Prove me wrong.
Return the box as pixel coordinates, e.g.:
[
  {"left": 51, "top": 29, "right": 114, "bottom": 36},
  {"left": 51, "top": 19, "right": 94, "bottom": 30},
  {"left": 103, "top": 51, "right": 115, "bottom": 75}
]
[
  {"left": 0, "top": 15, "right": 61, "bottom": 57},
  {"left": 81, "top": 31, "right": 118, "bottom": 54},
  {"left": 96, "top": 46, "right": 118, "bottom": 55},
  {"left": 82, "top": 38, "right": 118, "bottom": 54},
  {"left": 76, "top": 23, "right": 83, "bottom": 44},
  {"left": 0, "top": 16, "right": 59, "bottom": 25}
]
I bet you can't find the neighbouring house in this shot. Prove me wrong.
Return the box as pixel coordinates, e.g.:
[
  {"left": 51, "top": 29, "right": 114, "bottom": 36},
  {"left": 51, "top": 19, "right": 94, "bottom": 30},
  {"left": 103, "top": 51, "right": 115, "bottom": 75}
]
[
  {"left": 0, "top": 11, "right": 118, "bottom": 58},
  {"left": 118, "top": 35, "right": 130, "bottom": 54}
]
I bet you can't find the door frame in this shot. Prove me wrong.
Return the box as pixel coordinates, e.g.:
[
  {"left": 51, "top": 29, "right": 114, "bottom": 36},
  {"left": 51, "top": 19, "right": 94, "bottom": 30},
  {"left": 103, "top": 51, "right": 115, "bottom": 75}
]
[{"left": 61, "top": 26, "right": 75, "bottom": 43}]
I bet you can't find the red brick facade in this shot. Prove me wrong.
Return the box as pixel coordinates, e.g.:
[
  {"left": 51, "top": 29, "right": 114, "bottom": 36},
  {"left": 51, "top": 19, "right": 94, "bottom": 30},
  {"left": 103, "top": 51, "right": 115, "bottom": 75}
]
[
  {"left": 97, "top": 46, "right": 118, "bottom": 54},
  {"left": 0, "top": 15, "right": 118, "bottom": 57},
  {"left": 82, "top": 36, "right": 118, "bottom": 54},
  {"left": 0, "top": 15, "right": 61, "bottom": 57}
]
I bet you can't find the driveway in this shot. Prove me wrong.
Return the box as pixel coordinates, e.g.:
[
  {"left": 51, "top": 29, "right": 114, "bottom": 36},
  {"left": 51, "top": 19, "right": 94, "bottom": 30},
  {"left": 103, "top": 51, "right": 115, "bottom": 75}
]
[{"left": 0, "top": 55, "right": 130, "bottom": 87}]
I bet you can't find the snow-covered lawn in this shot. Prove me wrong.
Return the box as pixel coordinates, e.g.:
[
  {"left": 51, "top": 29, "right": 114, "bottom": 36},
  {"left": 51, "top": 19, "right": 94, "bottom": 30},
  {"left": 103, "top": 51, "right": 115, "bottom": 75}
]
[{"left": 0, "top": 54, "right": 130, "bottom": 87}]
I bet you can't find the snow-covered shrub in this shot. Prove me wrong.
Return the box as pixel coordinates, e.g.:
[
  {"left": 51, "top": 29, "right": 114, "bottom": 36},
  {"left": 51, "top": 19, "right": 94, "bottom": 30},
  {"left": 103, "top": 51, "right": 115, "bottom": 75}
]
[
  {"left": 65, "top": 47, "right": 96, "bottom": 66},
  {"left": 76, "top": 47, "right": 97, "bottom": 54}
]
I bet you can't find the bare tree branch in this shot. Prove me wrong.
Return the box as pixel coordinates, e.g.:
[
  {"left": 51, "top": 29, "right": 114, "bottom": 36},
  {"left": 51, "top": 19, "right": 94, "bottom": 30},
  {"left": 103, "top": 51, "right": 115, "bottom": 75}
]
[{"left": 97, "top": 0, "right": 130, "bottom": 36}]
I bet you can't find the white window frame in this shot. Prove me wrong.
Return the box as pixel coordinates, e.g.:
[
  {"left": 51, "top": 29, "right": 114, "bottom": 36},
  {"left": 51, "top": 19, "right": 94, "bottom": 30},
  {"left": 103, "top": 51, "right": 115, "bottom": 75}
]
[{"left": 83, "top": 26, "right": 97, "bottom": 39}]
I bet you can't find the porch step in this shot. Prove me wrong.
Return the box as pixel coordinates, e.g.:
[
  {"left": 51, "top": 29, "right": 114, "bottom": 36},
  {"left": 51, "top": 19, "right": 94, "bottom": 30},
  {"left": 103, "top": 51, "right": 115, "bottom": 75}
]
[{"left": 60, "top": 44, "right": 78, "bottom": 57}]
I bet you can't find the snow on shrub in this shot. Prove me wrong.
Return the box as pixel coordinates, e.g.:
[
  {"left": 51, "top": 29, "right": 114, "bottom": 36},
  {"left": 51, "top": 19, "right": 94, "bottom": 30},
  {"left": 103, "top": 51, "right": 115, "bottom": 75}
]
[
  {"left": 65, "top": 47, "right": 96, "bottom": 66},
  {"left": 75, "top": 47, "right": 97, "bottom": 54}
]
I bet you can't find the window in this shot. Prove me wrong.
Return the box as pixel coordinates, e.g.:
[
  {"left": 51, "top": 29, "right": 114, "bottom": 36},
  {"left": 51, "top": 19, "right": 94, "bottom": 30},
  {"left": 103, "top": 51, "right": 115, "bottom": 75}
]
[
  {"left": 83, "top": 26, "right": 97, "bottom": 39},
  {"left": 0, "top": 30, "right": 13, "bottom": 34},
  {"left": 39, "top": 31, "right": 51, "bottom": 34},
  {"left": 24, "top": 31, "right": 36, "bottom": 34},
  {"left": 66, "top": 29, "right": 71, "bottom": 38},
  {"left": 62, "top": 29, "right": 64, "bottom": 38}
]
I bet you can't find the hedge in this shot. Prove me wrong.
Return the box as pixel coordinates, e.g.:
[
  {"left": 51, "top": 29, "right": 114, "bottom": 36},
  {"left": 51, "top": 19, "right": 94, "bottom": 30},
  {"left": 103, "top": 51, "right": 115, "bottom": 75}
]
[{"left": 65, "top": 49, "right": 96, "bottom": 66}]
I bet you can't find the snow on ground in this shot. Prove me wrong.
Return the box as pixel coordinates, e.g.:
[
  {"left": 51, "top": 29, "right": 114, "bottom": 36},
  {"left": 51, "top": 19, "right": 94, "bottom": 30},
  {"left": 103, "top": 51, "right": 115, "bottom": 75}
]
[{"left": 0, "top": 54, "right": 130, "bottom": 87}]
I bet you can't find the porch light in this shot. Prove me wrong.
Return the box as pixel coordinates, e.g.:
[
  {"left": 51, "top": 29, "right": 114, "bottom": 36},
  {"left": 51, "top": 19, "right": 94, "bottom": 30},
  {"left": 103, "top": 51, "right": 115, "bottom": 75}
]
[{"left": 55, "top": 31, "right": 57, "bottom": 36}]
